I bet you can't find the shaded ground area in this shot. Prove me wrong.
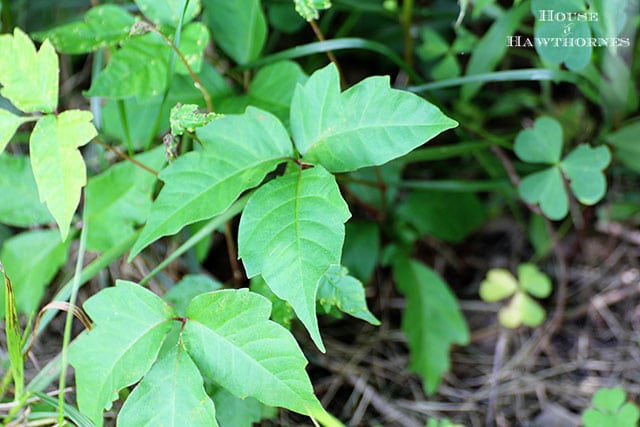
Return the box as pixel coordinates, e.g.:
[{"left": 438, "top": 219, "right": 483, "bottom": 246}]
[{"left": 269, "top": 217, "right": 640, "bottom": 426}]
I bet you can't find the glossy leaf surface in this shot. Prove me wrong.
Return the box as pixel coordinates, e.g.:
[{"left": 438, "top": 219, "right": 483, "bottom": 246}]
[
  {"left": 238, "top": 166, "right": 351, "bottom": 351},
  {"left": 0, "top": 28, "right": 58, "bottom": 113},
  {"left": 130, "top": 107, "right": 292, "bottom": 259},
  {"left": 30, "top": 110, "right": 97, "bottom": 240},
  {"left": 290, "top": 63, "right": 457, "bottom": 172},
  {"left": 69, "top": 281, "right": 176, "bottom": 426},
  {"left": 183, "top": 289, "right": 325, "bottom": 416}
]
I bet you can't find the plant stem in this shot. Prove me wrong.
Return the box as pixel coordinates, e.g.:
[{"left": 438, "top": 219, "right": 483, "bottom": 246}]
[
  {"left": 139, "top": 197, "right": 248, "bottom": 286},
  {"left": 57, "top": 195, "right": 89, "bottom": 425},
  {"left": 309, "top": 19, "right": 347, "bottom": 88},
  {"left": 151, "top": 26, "right": 213, "bottom": 112},
  {"left": 400, "top": 0, "right": 414, "bottom": 74},
  {"left": 116, "top": 100, "right": 134, "bottom": 156},
  {"left": 224, "top": 221, "right": 243, "bottom": 286},
  {"left": 93, "top": 136, "right": 159, "bottom": 176}
]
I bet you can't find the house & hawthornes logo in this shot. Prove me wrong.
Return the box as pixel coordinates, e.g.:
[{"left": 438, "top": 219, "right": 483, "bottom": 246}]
[{"left": 507, "top": 8, "right": 631, "bottom": 48}]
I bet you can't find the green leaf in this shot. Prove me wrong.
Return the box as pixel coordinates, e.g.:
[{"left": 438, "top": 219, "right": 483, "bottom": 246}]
[
  {"left": 518, "top": 263, "right": 552, "bottom": 299},
  {"left": 561, "top": 144, "right": 611, "bottom": 205},
  {"left": 393, "top": 256, "right": 469, "bottom": 394},
  {"left": 0, "top": 155, "right": 53, "bottom": 227},
  {"left": 182, "top": 289, "right": 326, "bottom": 416},
  {"left": 69, "top": 281, "right": 176, "bottom": 426},
  {"left": 593, "top": 387, "right": 627, "bottom": 411},
  {"left": 203, "top": 0, "right": 267, "bottom": 64},
  {"left": 165, "top": 274, "right": 222, "bottom": 316},
  {"left": 514, "top": 116, "right": 563, "bottom": 164},
  {"left": 250, "top": 276, "right": 294, "bottom": 329},
  {"left": 135, "top": 0, "right": 201, "bottom": 26},
  {"left": 2, "top": 262, "right": 23, "bottom": 398},
  {"left": 518, "top": 292, "right": 546, "bottom": 327},
  {"left": 461, "top": 2, "right": 529, "bottom": 99},
  {"left": 85, "top": 147, "right": 165, "bottom": 252},
  {"left": 87, "top": 24, "right": 209, "bottom": 101},
  {"left": 589, "top": 0, "right": 627, "bottom": 38},
  {"left": 396, "top": 190, "right": 485, "bottom": 243},
  {"left": 479, "top": 269, "right": 518, "bottom": 302},
  {"left": 0, "top": 109, "right": 30, "bottom": 154},
  {"left": 0, "top": 230, "right": 68, "bottom": 316},
  {"left": 531, "top": 0, "right": 592, "bottom": 71},
  {"left": 584, "top": 387, "right": 640, "bottom": 427},
  {"left": 518, "top": 167, "right": 568, "bottom": 220},
  {"left": 211, "top": 386, "right": 273, "bottom": 427},
  {"left": 605, "top": 120, "right": 640, "bottom": 172},
  {"left": 0, "top": 28, "right": 58, "bottom": 113},
  {"left": 317, "top": 265, "right": 379, "bottom": 325},
  {"left": 218, "top": 61, "right": 308, "bottom": 125},
  {"left": 417, "top": 28, "right": 450, "bottom": 60},
  {"left": 238, "top": 166, "right": 351, "bottom": 351},
  {"left": 118, "top": 346, "right": 218, "bottom": 427},
  {"left": 268, "top": 3, "right": 306, "bottom": 34},
  {"left": 499, "top": 292, "right": 546, "bottom": 328},
  {"left": 30, "top": 110, "right": 97, "bottom": 240},
  {"left": 290, "top": 63, "right": 458, "bottom": 172},
  {"left": 173, "top": 22, "right": 210, "bottom": 75},
  {"left": 101, "top": 64, "right": 231, "bottom": 149},
  {"left": 170, "top": 103, "right": 221, "bottom": 136},
  {"left": 342, "top": 221, "right": 380, "bottom": 284},
  {"left": 34, "top": 5, "right": 136, "bottom": 54},
  {"left": 85, "top": 33, "right": 169, "bottom": 101},
  {"left": 130, "top": 107, "right": 292, "bottom": 259},
  {"left": 294, "top": 0, "right": 332, "bottom": 21}
]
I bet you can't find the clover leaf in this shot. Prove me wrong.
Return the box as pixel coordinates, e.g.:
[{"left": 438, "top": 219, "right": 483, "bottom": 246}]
[
  {"left": 561, "top": 144, "right": 611, "bottom": 205},
  {"left": 531, "top": 0, "right": 592, "bottom": 71},
  {"left": 417, "top": 27, "right": 476, "bottom": 80},
  {"left": 514, "top": 116, "right": 611, "bottom": 220},
  {"left": 583, "top": 387, "right": 640, "bottom": 427},
  {"left": 479, "top": 263, "right": 552, "bottom": 328}
]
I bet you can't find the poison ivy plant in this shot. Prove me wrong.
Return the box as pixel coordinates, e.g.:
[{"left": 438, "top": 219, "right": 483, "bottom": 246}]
[
  {"left": 316, "top": 265, "right": 379, "bottom": 325},
  {"left": 479, "top": 263, "right": 552, "bottom": 328},
  {"left": 130, "top": 62, "right": 456, "bottom": 353},
  {"left": 291, "top": 64, "right": 458, "bottom": 172},
  {"left": 238, "top": 166, "right": 351, "bottom": 352},
  {"left": 0, "top": 29, "right": 97, "bottom": 240},
  {"left": 393, "top": 255, "right": 470, "bottom": 394},
  {"left": 86, "top": 25, "right": 210, "bottom": 100},
  {"left": 0, "top": 28, "right": 57, "bottom": 113},
  {"left": 515, "top": 116, "right": 611, "bottom": 220},
  {"left": 129, "top": 107, "right": 293, "bottom": 258},
  {"left": 582, "top": 387, "right": 640, "bottom": 427},
  {"left": 33, "top": 4, "right": 137, "bottom": 54},
  {"left": 70, "top": 281, "right": 329, "bottom": 426},
  {"left": 30, "top": 111, "right": 98, "bottom": 240}
]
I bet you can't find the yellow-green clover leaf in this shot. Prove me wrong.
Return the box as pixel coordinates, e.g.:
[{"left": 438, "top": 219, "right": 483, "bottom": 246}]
[{"left": 480, "top": 263, "right": 551, "bottom": 329}]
